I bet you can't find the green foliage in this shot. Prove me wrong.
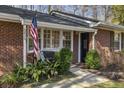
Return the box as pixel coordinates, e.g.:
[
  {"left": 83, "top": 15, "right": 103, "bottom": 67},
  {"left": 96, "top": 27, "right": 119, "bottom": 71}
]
[
  {"left": 112, "top": 5, "right": 124, "bottom": 25},
  {"left": 0, "top": 48, "right": 73, "bottom": 87},
  {"left": 54, "top": 48, "right": 73, "bottom": 74},
  {"left": 0, "top": 73, "right": 18, "bottom": 88},
  {"left": 85, "top": 49, "right": 101, "bottom": 69}
]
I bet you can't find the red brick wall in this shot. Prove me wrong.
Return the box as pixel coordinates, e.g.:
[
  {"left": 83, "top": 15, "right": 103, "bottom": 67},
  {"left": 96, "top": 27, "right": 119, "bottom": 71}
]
[
  {"left": 95, "top": 29, "right": 112, "bottom": 66},
  {"left": 0, "top": 21, "right": 23, "bottom": 73},
  {"left": 73, "top": 31, "right": 79, "bottom": 63}
]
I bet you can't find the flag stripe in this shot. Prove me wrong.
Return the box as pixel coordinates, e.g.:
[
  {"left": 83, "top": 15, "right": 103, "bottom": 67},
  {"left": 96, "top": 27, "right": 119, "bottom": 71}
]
[{"left": 29, "top": 16, "right": 40, "bottom": 59}]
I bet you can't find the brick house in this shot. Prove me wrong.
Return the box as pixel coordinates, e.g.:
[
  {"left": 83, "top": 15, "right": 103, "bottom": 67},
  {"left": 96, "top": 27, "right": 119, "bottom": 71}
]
[{"left": 0, "top": 6, "right": 124, "bottom": 75}]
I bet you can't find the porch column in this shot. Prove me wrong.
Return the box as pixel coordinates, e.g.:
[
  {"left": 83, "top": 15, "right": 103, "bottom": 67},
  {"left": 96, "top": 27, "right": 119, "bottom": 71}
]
[
  {"left": 23, "top": 25, "right": 27, "bottom": 68},
  {"left": 92, "top": 30, "right": 97, "bottom": 49}
]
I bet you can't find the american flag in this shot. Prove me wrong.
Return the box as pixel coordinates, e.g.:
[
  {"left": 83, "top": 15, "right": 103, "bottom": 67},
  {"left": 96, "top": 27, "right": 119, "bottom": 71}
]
[{"left": 29, "top": 16, "right": 40, "bottom": 60}]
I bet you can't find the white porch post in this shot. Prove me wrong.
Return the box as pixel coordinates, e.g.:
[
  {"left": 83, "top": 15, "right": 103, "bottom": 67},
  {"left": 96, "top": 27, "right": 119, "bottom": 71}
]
[
  {"left": 71, "top": 31, "right": 73, "bottom": 51},
  {"left": 92, "top": 30, "right": 97, "bottom": 50},
  {"left": 23, "top": 25, "right": 27, "bottom": 68},
  {"left": 78, "top": 32, "right": 81, "bottom": 63},
  {"left": 60, "top": 30, "right": 63, "bottom": 49}
]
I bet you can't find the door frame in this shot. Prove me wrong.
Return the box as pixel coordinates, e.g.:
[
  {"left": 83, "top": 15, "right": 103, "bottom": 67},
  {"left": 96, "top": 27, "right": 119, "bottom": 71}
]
[
  {"left": 78, "top": 32, "right": 89, "bottom": 63},
  {"left": 78, "top": 32, "right": 81, "bottom": 63}
]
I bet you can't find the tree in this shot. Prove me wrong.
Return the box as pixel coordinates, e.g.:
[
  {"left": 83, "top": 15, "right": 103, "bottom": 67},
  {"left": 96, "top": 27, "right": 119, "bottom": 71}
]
[
  {"left": 92, "top": 5, "right": 97, "bottom": 19},
  {"left": 112, "top": 5, "right": 124, "bottom": 25},
  {"left": 52, "top": 5, "right": 65, "bottom": 12},
  {"left": 102, "top": 5, "right": 112, "bottom": 22},
  {"left": 48, "top": 5, "right": 52, "bottom": 14},
  {"left": 80, "top": 5, "right": 89, "bottom": 17}
]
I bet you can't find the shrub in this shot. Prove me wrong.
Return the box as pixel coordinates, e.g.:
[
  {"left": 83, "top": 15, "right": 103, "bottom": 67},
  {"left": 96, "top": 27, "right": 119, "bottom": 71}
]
[
  {"left": 13, "top": 60, "right": 58, "bottom": 82},
  {"left": 85, "top": 49, "right": 101, "bottom": 69},
  {"left": 0, "top": 48, "right": 72, "bottom": 87},
  {"left": 0, "top": 73, "right": 18, "bottom": 88},
  {"left": 54, "top": 48, "right": 73, "bottom": 74}
]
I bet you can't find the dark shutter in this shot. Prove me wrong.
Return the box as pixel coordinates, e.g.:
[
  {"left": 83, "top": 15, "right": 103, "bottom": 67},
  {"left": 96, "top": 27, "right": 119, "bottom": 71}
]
[
  {"left": 121, "top": 33, "right": 124, "bottom": 50},
  {"left": 110, "top": 31, "right": 114, "bottom": 51}
]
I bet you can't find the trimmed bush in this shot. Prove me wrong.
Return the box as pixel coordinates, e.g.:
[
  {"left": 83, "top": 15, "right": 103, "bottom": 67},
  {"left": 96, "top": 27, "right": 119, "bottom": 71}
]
[
  {"left": 54, "top": 48, "right": 73, "bottom": 74},
  {"left": 85, "top": 49, "right": 101, "bottom": 69}
]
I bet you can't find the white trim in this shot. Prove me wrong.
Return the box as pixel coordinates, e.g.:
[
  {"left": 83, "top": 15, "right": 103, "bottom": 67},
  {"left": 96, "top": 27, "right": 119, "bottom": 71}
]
[
  {"left": 92, "top": 30, "right": 98, "bottom": 49},
  {"left": 78, "top": 32, "right": 81, "bottom": 63},
  {"left": 42, "top": 48, "right": 60, "bottom": 52},
  {"left": 42, "top": 29, "right": 61, "bottom": 51},
  {"left": 27, "top": 26, "right": 34, "bottom": 53},
  {"left": 71, "top": 31, "right": 73, "bottom": 51},
  {"left": 113, "top": 32, "right": 122, "bottom": 52},
  {"left": 50, "top": 29, "right": 52, "bottom": 48},
  {"left": 23, "top": 19, "right": 96, "bottom": 32},
  {"left": 60, "top": 30, "right": 63, "bottom": 49},
  {"left": 91, "top": 22, "right": 124, "bottom": 32},
  {"left": 23, "top": 25, "right": 27, "bottom": 68},
  {"left": 0, "top": 13, "right": 21, "bottom": 23},
  {"left": 41, "top": 28, "right": 44, "bottom": 51}
]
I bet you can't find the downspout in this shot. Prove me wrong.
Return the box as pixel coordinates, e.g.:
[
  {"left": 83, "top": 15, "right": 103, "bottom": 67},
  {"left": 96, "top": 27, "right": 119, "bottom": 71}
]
[
  {"left": 92, "top": 30, "right": 98, "bottom": 50},
  {"left": 90, "top": 23, "right": 99, "bottom": 50}
]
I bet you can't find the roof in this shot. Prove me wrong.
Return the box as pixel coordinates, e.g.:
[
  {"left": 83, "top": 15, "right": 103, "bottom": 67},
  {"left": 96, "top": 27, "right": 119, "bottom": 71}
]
[
  {"left": 0, "top": 6, "right": 89, "bottom": 28},
  {"left": 50, "top": 10, "right": 100, "bottom": 23},
  {"left": 50, "top": 10, "right": 124, "bottom": 31},
  {"left": 0, "top": 6, "right": 124, "bottom": 32}
]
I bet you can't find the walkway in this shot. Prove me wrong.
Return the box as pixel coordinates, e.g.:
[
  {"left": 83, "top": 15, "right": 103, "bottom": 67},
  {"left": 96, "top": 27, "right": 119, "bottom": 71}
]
[{"left": 37, "top": 65, "right": 109, "bottom": 88}]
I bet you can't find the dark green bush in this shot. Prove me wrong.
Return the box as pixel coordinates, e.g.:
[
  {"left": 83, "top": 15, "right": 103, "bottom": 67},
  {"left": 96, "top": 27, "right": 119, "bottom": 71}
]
[
  {"left": 54, "top": 48, "right": 73, "bottom": 74},
  {"left": 85, "top": 49, "right": 101, "bottom": 69}
]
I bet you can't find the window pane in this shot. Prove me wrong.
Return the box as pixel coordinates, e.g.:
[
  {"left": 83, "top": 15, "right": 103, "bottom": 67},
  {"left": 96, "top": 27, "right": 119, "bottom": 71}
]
[
  {"left": 44, "top": 30, "right": 51, "bottom": 48},
  {"left": 52, "top": 31, "right": 59, "bottom": 48},
  {"left": 63, "top": 31, "right": 71, "bottom": 49},
  {"left": 114, "top": 33, "right": 120, "bottom": 50},
  {"left": 121, "top": 33, "right": 124, "bottom": 50},
  {"left": 29, "top": 38, "right": 33, "bottom": 50}
]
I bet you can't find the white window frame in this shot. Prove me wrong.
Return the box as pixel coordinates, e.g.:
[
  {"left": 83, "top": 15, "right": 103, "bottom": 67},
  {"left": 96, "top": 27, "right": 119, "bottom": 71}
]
[
  {"left": 42, "top": 29, "right": 73, "bottom": 52},
  {"left": 27, "top": 27, "right": 74, "bottom": 53},
  {"left": 114, "top": 32, "right": 122, "bottom": 52},
  {"left": 62, "top": 31, "right": 73, "bottom": 51},
  {"left": 43, "top": 28, "right": 60, "bottom": 51}
]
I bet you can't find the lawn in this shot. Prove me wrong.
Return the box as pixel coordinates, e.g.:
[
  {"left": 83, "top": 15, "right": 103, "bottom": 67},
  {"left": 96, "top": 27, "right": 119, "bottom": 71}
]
[{"left": 91, "top": 81, "right": 124, "bottom": 88}]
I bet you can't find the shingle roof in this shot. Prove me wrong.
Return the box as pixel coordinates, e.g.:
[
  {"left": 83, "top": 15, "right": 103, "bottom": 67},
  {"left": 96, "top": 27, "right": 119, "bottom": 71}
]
[
  {"left": 0, "top": 6, "right": 90, "bottom": 28},
  {"left": 50, "top": 10, "right": 100, "bottom": 23}
]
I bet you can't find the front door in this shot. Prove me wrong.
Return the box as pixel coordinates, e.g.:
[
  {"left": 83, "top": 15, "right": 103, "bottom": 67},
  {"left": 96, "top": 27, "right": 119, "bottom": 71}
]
[{"left": 80, "top": 33, "right": 89, "bottom": 63}]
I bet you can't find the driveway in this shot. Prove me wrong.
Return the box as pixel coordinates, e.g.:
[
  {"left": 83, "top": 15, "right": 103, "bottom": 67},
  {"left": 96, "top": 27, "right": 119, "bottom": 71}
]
[{"left": 37, "top": 65, "right": 109, "bottom": 88}]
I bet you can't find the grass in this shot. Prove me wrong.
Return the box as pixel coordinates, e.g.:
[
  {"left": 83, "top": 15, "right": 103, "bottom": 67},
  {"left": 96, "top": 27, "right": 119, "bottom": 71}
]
[
  {"left": 91, "top": 80, "right": 124, "bottom": 88},
  {"left": 20, "top": 71, "right": 77, "bottom": 88}
]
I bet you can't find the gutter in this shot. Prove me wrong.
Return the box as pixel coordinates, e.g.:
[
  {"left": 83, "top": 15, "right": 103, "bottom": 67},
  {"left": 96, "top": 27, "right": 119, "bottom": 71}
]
[{"left": 90, "top": 22, "right": 124, "bottom": 32}]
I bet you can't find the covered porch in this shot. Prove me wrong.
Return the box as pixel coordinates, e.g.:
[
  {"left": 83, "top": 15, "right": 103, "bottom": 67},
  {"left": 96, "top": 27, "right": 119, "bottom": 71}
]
[{"left": 22, "top": 20, "right": 97, "bottom": 67}]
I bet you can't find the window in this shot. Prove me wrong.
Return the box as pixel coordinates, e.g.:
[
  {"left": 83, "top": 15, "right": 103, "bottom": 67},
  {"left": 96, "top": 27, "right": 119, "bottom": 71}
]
[
  {"left": 43, "top": 29, "right": 60, "bottom": 49},
  {"left": 28, "top": 27, "right": 41, "bottom": 52},
  {"left": 114, "top": 32, "right": 121, "bottom": 51},
  {"left": 52, "top": 31, "right": 60, "bottom": 48},
  {"left": 44, "top": 29, "right": 51, "bottom": 48},
  {"left": 63, "top": 31, "right": 71, "bottom": 49},
  {"left": 121, "top": 33, "right": 124, "bottom": 50}
]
